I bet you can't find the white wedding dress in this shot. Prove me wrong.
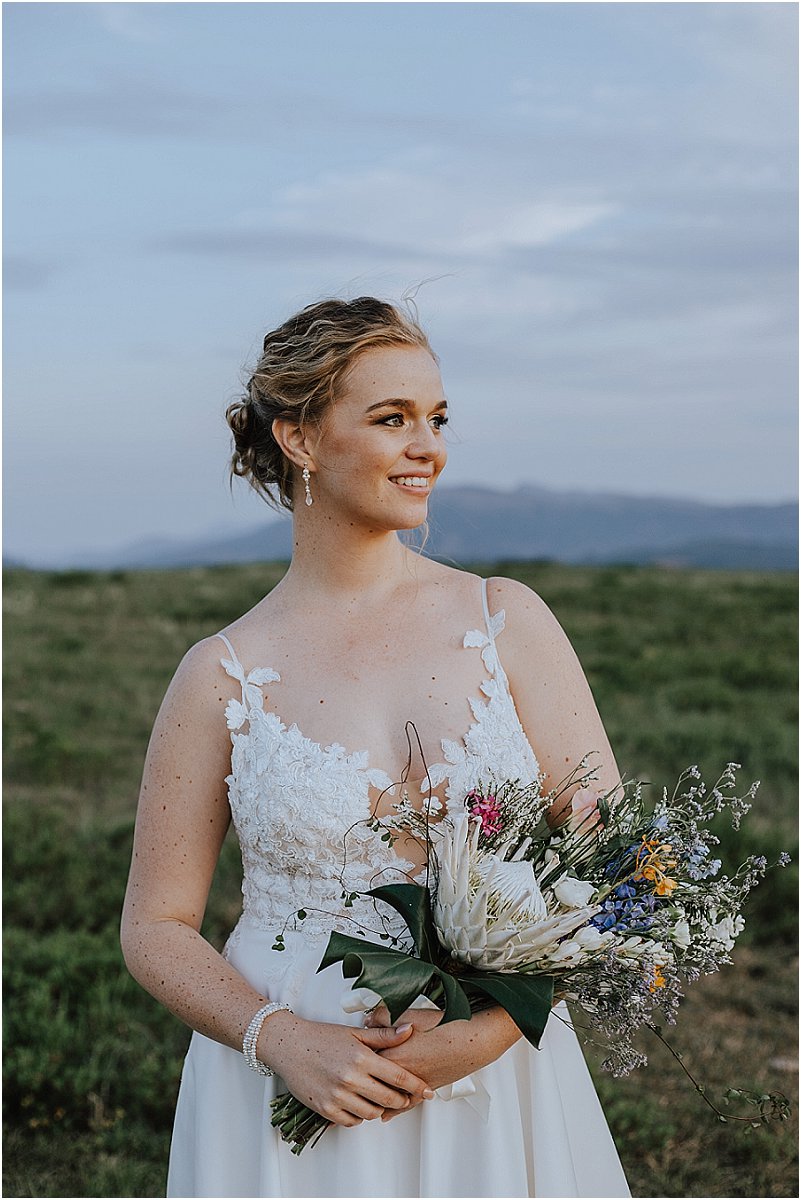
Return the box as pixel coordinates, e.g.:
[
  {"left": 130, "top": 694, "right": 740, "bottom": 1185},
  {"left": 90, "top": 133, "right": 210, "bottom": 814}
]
[{"left": 167, "top": 580, "right": 631, "bottom": 1198}]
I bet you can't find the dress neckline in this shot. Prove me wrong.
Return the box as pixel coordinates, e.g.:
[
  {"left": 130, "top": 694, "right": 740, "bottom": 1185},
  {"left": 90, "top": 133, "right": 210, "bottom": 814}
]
[
  {"left": 244, "top": 686, "right": 497, "bottom": 807},
  {"left": 216, "top": 577, "right": 538, "bottom": 800}
]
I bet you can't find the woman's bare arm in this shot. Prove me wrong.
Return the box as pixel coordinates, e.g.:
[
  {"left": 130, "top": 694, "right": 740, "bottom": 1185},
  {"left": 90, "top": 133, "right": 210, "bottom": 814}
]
[
  {"left": 121, "top": 637, "right": 257, "bottom": 1043},
  {"left": 120, "top": 636, "right": 435, "bottom": 1126},
  {"left": 488, "top": 575, "right": 623, "bottom": 822},
  {"left": 377, "top": 574, "right": 620, "bottom": 1087}
]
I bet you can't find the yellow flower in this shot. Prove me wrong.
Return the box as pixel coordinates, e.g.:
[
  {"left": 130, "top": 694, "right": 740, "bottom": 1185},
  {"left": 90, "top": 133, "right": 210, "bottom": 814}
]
[
  {"left": 649, "top": 964, "right": 667, "bottom": 992},
  {"left": 635, "top": 836, "right": 678, "bottom": 896},
  {"left": 654, "top": 876, "right": 677, "bottom": 896}
]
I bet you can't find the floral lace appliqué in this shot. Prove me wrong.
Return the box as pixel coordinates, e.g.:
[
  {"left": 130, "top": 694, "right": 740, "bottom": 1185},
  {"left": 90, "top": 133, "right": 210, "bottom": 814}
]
[{"left": 216, "top": 595, "right": 541, "bottom": 947}]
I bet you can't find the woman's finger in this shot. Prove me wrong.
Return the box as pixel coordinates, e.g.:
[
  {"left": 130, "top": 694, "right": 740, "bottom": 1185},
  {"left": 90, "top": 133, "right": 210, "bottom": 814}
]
[
  {"left": 360, "top": 1079, "right": 414, "bottom": 1111},
  {"left": 381, "top": 1097, "right": 424, "bottom": 1121},
  {"left": 363, "top": 1002, "right": 392, "bottom": 1028},
  {"left": 357, "top": 1023, "right": 414, "bottom": 1048},
  {"left": 371, "top": 1054, "right": 435, "bottom": 1101},
  {"left": 338, "top": 1093, "right": 387, "bottom": 1122}
]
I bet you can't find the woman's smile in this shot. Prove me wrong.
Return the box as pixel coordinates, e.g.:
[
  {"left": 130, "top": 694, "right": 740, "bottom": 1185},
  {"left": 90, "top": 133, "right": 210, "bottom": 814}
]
[{"left": 389, "top": 474, "right": 434, "bottom": 493}]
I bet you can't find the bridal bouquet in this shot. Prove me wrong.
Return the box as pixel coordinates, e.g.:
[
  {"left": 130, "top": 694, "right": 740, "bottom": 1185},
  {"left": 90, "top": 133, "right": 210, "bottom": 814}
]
[{"left": 270, "top": 755, "right": 790, "bottom": 1153}]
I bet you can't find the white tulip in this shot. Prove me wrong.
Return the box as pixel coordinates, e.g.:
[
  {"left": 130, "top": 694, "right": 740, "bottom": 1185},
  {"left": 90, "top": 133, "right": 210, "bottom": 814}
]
[
  {"left": 574, "top": 925, "right": 615, "bottom": 951},
  {"left": 671, "top": 920, "right": 691, "bottom": 950},
  {"left": 553, "top": 877, "right": 598, "bottom": 908},
  {"left": 639, "top": 941, "right": 670, "bottom": 967}
]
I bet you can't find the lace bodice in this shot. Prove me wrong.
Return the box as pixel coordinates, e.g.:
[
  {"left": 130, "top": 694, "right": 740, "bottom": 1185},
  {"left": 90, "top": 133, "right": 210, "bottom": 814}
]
[{"left": 218, "top": 579, "right": 541, "bottom": 949}]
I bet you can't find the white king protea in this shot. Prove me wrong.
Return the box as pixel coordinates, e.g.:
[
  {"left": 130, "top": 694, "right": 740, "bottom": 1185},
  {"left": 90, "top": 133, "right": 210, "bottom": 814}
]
[{"left": 432, "top": 813, "right": 599, "bottom": 971}]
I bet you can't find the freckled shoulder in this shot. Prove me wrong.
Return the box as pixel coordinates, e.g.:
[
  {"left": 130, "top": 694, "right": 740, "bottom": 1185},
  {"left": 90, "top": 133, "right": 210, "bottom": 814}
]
[
  {"left": 163, "top": 635, "right": 239, "bottom": 724},
  {"left": 485, "top": 576, "right": 564, "bottom": 648}
]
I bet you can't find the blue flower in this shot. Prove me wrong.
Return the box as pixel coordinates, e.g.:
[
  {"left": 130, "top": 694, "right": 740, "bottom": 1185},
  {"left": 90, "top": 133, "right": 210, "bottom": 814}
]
[{"left": 590, "top": 890, "right": 658, "bottom": 934}]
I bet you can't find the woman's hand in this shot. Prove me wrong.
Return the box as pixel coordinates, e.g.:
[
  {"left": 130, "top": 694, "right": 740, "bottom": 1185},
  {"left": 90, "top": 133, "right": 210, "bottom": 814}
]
[
  {"left": 364, "top": 1002, "right": 521, "bottom": 1120},
  {"left": 259, "top": 1011, "right": 436, "bottom": 1127},
  {"left": 364, "top": 1003, "right": 443, "bottom": 1036}
]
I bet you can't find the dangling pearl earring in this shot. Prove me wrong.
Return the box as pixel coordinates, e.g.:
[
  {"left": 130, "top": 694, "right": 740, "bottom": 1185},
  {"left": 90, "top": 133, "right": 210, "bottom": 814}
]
[{"left": 302, "top": 464, "right": 313, "bottom": 507}]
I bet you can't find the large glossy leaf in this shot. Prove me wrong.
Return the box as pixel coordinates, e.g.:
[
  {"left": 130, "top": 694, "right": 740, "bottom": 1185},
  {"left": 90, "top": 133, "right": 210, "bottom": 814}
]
[
  {"left": 430, "top": 965, "right": 473, "bottom": 1025},
  {"left": 319, "top": 935, "right": 437, "bottom": 1023},
  {"left": 340, "top": 950, "right": 439, "bottom": 1023},
  {"left": 319, "top": 931, "right": 474, "bottom": 1025},
  {"left": 462, "top": 973, "right": 554, "bottom": 1048},
  {"left": 366, "top": 883, "right": 438, "bottom": 961},
  {"left": 319, "top": 930, "right": 553, "bottom": 1041},
  {"left": 318, "top": 931, "right": 388, "bottom": 973}
]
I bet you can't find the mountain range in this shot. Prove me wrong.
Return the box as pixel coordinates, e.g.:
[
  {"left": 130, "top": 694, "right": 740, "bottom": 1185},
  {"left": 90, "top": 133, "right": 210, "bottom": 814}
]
[{"left": 16, "top": 484, "right": 796, "bottom": 571}]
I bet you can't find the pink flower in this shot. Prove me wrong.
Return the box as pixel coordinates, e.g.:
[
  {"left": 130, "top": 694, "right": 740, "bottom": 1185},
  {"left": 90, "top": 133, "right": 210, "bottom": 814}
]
[{"left": 468, "top": 790, "right": 504, "bottom": 837}]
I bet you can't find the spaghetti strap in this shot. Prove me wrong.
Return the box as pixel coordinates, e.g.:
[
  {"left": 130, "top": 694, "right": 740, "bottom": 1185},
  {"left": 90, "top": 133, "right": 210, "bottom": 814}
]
[
  {"left": 480, "top": 577, "right": 492, "bottom": 634},
  {"left": 216, "top": 631, "right": 240, "bottom": 667},
  {"left": 215, "top": 633, "right": 280, "bottom": 713},
  {"left": 479, "top": 577, "right": 506, "bottom": 642},
  {"left": 479, "top": 577, "right": 512, "bottom": 689}
]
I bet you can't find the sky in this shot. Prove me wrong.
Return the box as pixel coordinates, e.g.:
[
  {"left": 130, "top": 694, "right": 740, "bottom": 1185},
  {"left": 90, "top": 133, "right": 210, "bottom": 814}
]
[{"left": 3, "top": 1, "right": 798, "bottom": 565}]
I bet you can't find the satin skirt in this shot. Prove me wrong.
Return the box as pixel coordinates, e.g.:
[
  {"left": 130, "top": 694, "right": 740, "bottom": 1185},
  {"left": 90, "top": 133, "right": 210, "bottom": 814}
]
[{"left": 167, "top": 918, "right": 631, "bottom": 1198}]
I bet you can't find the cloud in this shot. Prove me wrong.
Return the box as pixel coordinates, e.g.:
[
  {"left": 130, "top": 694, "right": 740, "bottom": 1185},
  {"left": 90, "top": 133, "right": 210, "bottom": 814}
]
[
  {"left": 134, "top": 137, "right": 794, "bottom": 438},
  {"left": 150, "top": 159, "right": 619, "bottom": 280},
  {"left": 149, "top": 227, "right": 424, "bottom": 264},
  {"left": 4, "top": 78, "right": 222, "bottom": 139},
  {"left": 146, "top": 141, "right": 794, "bottom": 344},
  {"left": 2, "top": 73, "right": 469, "bottom": 145},
  {"left": 3, "top": 255, "right": 59, "bottom": 291},
  {"left": 665, "top": 2, "right": 797, "bottom": 106},
  {"left": 269, "top": 162, "right": 618, "bottom": 256}
]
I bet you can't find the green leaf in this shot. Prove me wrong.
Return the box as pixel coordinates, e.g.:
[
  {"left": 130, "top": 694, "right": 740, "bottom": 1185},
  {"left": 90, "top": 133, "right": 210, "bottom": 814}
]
[
  {"left": 461, "top": 972, "right": 554, "bottom": 1048},
  {"left": 318, "top": 932, "right": 438, "bottom": 1023},
  {"left": 318, "top": 931, "right": 387, "bottom": 972},
  {"left": 317, "top": 924, "right": 553, "bottom": 1042},
  {"left": 343, "top": 950, "right": 438, "bottom": 1022},
  {"left": 428, "top": 965, "right": 473, "bottom": 1025},
  {"left": 318, "top": 930, "right": 479, "bottom": 1025},
  {"left": 367, "top": 883, "right": 439, "bottom": 960}
]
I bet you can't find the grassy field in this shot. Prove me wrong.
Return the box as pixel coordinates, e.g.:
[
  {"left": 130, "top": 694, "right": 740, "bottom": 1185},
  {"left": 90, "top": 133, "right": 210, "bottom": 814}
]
[{"left": 3, "top": 561, "right": 798, "bottom": 1198}]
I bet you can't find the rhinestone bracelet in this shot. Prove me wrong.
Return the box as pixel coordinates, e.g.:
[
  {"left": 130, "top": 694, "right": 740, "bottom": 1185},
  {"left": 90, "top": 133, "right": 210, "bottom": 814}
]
[{"left": 242, "top": 1001, "right": 293, "bottom": 1077}]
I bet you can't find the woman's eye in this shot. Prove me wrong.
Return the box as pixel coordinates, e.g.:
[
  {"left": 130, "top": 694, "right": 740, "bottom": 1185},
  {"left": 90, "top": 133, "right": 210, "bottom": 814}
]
[{"left": 377, "top": 412, "right": 448, "bottom": 429}]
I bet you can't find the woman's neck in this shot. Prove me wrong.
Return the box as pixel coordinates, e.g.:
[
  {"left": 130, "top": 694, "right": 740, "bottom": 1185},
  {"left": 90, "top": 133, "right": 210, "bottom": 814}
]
[{"left": 275, "top": 514, "right": 425, "bottom": 606}]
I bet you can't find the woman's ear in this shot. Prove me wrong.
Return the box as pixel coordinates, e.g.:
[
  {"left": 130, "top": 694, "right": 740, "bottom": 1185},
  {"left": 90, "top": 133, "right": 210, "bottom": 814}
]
[{"left": 271, "top": 417, "right": 313, "bottom": 469}]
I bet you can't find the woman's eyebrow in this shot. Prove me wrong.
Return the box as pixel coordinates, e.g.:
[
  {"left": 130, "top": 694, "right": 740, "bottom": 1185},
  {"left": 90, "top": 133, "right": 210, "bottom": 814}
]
[{"left": 365, "top": 397, "right": 448, "bottom": 413}]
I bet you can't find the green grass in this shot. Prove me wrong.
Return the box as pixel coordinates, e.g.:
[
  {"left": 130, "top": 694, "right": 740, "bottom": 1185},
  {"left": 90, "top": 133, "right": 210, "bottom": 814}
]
[{"left": 3, "top": 561, "right": 798, "bottom": 1197}]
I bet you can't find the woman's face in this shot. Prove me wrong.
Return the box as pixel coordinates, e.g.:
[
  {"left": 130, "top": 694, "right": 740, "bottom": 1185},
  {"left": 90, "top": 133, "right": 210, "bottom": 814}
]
[{"left": 306, "top": 345, "right": 449, "bottom": 530}]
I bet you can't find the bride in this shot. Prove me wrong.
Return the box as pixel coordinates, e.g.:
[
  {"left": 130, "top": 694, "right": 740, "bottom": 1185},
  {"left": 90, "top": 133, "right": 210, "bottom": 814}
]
[{"left": 121, "top": 296, "right": 631, "bottom": 1198}]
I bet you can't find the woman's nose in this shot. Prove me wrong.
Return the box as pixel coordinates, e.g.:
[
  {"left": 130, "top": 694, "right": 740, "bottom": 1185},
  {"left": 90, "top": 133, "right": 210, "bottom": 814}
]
[{"left": 407, "top": 421, "right": 442, "bottom": 459}]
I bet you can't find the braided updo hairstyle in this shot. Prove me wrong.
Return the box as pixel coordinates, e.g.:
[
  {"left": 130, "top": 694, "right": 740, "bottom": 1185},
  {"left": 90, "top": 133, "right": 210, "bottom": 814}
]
[{"left": 226, "top": 296, "right": 436, "bottom": 511}]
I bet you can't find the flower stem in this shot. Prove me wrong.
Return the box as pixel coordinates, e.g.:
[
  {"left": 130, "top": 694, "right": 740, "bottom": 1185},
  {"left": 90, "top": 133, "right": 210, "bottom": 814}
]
[{"left": 645, "top": 1023, "right": 790, "bottom": 1125}]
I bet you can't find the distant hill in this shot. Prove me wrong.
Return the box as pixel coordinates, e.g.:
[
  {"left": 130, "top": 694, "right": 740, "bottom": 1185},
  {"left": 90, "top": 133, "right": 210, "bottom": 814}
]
[
  {"left": 425, "top": 486, "right": 797, "bottom": 570},
  {"left": 9, "top": 484, "right": 797, "bottom": 571}
]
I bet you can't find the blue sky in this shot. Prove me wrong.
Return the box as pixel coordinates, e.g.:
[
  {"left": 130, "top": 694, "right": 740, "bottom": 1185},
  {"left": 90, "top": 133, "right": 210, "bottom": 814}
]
[{"left": 4, "top": 1, "right": 797, "bottom": 564}]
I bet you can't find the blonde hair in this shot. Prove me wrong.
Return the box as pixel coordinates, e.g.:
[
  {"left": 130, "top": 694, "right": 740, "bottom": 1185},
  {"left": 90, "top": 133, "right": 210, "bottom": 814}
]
[{"left": 226, "top": 296, "right": 436, "bottom": 511}]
